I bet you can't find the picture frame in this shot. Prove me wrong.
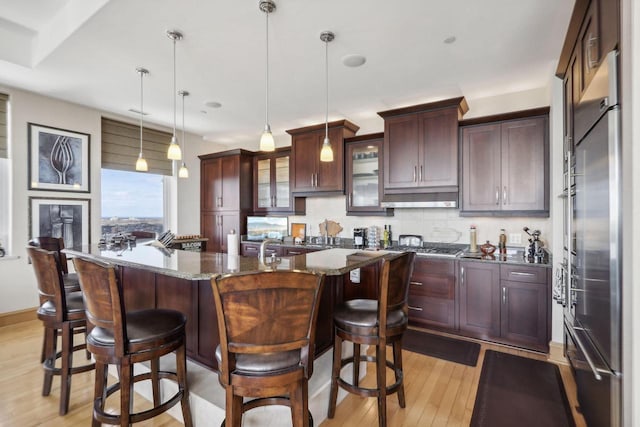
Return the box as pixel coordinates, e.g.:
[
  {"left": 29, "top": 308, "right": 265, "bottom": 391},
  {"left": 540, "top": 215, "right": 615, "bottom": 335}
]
[
  {"left": 29, "top": 197, "right": 91, "bottom": 248},
  {"left": 28, "top": 123, "right": 90, "bottom": 192},
  {"left": 291, "top": 223, "right": 306, "bottom": 243}
]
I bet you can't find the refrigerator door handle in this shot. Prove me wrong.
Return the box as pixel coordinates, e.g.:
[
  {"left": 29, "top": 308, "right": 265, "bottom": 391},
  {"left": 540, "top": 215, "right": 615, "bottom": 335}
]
[{"left": 572, "top": 326, "right": 618, "bottom": 380}]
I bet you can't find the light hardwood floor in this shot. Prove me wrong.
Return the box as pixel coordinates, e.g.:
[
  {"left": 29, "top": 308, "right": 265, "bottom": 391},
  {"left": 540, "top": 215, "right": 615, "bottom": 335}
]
[{"left": 0, "top": 320, "right": 586, "bottom": 426}]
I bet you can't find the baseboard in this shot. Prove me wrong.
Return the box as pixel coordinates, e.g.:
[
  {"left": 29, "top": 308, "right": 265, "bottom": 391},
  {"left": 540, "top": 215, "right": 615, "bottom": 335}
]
[
  {"left": 547, "top": 340, "right": 567, "bottom": 365},
  {"left": 0, "top": 307, "right": 37, "bottom": 327}
]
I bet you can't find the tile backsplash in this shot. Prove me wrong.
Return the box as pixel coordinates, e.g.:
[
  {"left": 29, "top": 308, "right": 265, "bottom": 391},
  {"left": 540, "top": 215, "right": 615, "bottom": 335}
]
[{"left": 288, "top": 195, "right": 552, "bottom": 252}]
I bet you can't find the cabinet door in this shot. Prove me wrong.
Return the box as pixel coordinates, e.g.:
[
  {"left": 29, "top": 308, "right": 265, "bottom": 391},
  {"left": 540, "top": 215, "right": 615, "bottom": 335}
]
[
  {"left": 459, "top": 261, "right": 500, "bottom": 339},
  {"left": 273, "top": 155, "right": 291, "bottom": 209},
  {"left": 241, "top": 242, "right": 260, "bottom": 257},
  {"left": 461, "top": 124, "right": 502, "bottom": 211},
  {"left": 201, "top": 212, "right": 219, "bottom": 252},
  {"left": 578, "top": 0, "right": 600, "bottom": 96},
  {"left": 255, "top": 157, "right": 272, "bottom": 210},
  {"left": 218, "top": 212, "right": 241, "bottom": 253},
  {"left": 346, "top": 138, "right": 385, "bottom": 214},
  {"left": 500, "top": 280, "right": 548, "bottom": 351},
  {"left": 218, "top": 155, "right": 240, "bottom": 211},
  {"left": 501, "top": 118, "right": 546, "bottom": 211},
  {"left": 201, "top": 158, "right": 221, "bottom": 211},
  {"left": 418, "top": 108, "right": 458, "bottom": 188},
  {"left": 292, "top": 132, "right": 319, "bottom": 193},
  {"left": 384, "top": 114, "right": 420, "bottom": 189},
  {"left": 316, "top": 127, "right": 344, "bottom": 192}
]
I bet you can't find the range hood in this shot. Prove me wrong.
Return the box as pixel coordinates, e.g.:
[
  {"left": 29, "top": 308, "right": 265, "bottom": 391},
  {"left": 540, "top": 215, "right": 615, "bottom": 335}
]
[{"left": 380, "top": 192, "right": 458, "bottom": 208}]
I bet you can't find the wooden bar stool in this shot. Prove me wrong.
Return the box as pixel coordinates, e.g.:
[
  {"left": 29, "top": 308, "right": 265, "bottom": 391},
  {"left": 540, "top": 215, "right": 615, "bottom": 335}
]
[
  {"left": 327, "top": 251, "right": 415, "bottom": 427},
  {"left": 73, "top": 257, "right": 193, "bottom": 427},
  {"left": 27, "top": 246, "right": 95, "bottom": 416},
  {"left": 212, "top": 270, "right": 326, "bottom": 427},
  {"left": 29, "top": 236, "right": 80, "bottom": 292}
]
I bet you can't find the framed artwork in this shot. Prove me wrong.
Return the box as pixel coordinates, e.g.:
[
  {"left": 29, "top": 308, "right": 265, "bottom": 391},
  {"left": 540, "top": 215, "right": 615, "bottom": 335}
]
[
  {"left": 28, "top": 123, "right": 90, "bottom": 192},
  {"left": 291, "top": 223, "right": 306, "bottom": 243},
  {"left": 29, "top": 197, "right": 91, "bottom": 249}
]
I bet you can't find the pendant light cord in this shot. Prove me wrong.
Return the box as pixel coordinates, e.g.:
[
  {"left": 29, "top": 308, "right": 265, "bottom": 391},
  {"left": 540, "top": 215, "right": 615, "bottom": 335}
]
[
  {"left": 325, "top": 38, "right": 329, "bottom": 139},
  {"left": 181, "top": 92, "right": 186, "bottom": 156},
  {"left": 265, "top": 10, "right": 270, "bottom": 126},
  {"left": 173, "top": 38, "right": 177, "bottom": 137},
  {"left": 139, "top": 71, "right": 144, "bottom": 153}
]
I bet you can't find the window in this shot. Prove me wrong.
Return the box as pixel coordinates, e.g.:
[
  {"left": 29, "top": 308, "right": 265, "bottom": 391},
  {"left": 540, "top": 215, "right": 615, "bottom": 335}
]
[
  {"left": 0, "top": 93, "right": 9, "bottom": 256},
  {"left": 100, "top": 169, "right": 165, "bottom": 237}
]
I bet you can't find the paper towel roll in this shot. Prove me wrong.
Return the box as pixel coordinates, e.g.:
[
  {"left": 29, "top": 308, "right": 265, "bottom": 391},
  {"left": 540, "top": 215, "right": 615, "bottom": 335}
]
[
  {"left": 227, "top": 254, "right": 239, "bottom": 272},
  {"left": 227, "top": 229, "right": 239, "bottom": 256}
]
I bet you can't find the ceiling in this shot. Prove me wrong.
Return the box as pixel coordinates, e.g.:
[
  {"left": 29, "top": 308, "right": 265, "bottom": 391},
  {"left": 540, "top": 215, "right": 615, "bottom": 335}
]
[{"left": 0, "top": 0, "right": 573, "bottom": 147}]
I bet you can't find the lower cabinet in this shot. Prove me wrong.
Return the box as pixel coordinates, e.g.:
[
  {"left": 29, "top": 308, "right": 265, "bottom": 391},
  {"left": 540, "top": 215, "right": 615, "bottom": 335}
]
[
  {"left": 240, "top": 242, "right": 283, "bottom": 257},
  {"left": 408, "top": 257, "right": 456, "bottom": 331},
  {"left": 459, "top": 260, "right": 550, "bottom": 352}
]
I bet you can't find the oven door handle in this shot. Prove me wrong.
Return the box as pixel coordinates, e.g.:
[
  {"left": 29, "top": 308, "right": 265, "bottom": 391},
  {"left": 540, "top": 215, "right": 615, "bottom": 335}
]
[{"left": 571, "top": 326, "right": 617, "bottom": 380}]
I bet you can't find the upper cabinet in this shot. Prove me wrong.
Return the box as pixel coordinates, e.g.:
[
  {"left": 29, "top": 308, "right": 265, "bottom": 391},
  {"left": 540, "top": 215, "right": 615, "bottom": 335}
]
[
  {"left": 287, "top": 120, "right": 359, "bottom": 196},
  {"left": 253, "top": 147, "right": 305, "bottom": 215},
  {"left": 378, "top": 97, "right": 468, "bottom": 195},
  {"left": 344, "top": 133, "right": 393, "bottom": 216},
  {"left": 460, "top": 109, "right": 550, "bottom": 216}
]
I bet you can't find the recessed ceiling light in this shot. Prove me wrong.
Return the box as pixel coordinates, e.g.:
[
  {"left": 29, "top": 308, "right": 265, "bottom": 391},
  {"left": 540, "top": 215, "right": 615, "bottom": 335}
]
[
  {"left": 444, "top": 36, "right": 456, "bottom": 44},
  {"left": 205, "top": 101, "right": 222, "bottom": 108},
  {"left": 342, "top": 54, "right": 366, "bottom": 67}
]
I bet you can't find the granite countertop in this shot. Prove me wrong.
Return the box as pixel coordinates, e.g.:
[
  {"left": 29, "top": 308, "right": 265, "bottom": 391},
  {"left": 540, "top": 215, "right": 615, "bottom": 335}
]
[
  {"left": 459, "top": 248, "right": 552, "bottom": 268},
  {"left": 64, "top": 244, "right": 394, "bottom": 280}
]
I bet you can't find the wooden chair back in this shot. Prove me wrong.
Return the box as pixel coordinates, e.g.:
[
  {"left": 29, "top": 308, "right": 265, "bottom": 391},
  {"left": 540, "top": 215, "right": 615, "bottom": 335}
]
[
  {"left": 27, "top": 246, "right": 67, "bottom": 322},
  {"left": 377, "top": 252, "right": 416, "bottom": 337},
  {"left": 212, "top": 270, "right": 325, "bottom": 383},
  {"left": 73, "top": 257, "right": 128, "bottom": 357},
  {"left": 29, "top": 236, "right": 70, "bottom": 274}
]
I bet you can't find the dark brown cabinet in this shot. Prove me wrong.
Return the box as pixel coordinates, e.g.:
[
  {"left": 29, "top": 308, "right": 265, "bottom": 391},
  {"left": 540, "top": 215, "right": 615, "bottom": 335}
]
[
  {"left": 200, "top": 150, "right": 253, "bottom": 252},
  {"left": 460, "top": 112, "right": 549, "bottom": 216},
  {"left": 287, "top": 120, "right": 359, "bottom": 196},
  {"left": 344, "top": 133, "right": 393, "bottom": 216},
  {"left": 378, "top": 98, "right": 468, "bottom": 195},
  {"left": 459, "top": 260, "right": 550, "bottom": 352},
  {"left": 240, "top": 242, "right": 283, "bottom": 258},
  {"left": 407, "top": 257, "right": 456, "bottom": 331},
  {"left": 253, "top": 148, "right": 305, "bottom": 214}
]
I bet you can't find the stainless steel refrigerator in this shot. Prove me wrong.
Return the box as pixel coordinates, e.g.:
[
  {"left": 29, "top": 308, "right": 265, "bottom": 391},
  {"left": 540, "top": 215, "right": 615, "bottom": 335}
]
[{"left": 560, "top": 50, "right": 622, "bottom": 427}]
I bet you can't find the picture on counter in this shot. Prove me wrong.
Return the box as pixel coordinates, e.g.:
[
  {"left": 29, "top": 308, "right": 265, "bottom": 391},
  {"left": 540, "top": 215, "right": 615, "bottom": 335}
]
[
  {"left": 246, "top": 216, "right": 288, "bottom": 241},
  {"left": 291, "top": 223, "right": 306, "bottom": 244},
  {"left": 29, "top": 197, "right": 90, "bottom": 249},
  {"left": 28, "top": 123, "right": 90, "bottom": 192}
]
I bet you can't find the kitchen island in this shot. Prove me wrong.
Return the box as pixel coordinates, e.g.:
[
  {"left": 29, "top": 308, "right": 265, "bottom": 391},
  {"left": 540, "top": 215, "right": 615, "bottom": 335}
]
[{"left": 65, "top": 243, "right": 392, "bottom": 370}]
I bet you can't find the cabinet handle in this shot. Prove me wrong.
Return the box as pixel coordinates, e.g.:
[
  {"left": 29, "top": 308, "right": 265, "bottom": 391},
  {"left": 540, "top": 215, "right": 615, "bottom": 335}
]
[
  {"left": 503, "top": 186, "right": 507, "bottom": 205},
  {"left": 288, "top": 251, "right": 302, "bottom": 255},
  {"left": 419, "top": 165, "right": 423, "bottom": 182},
  {"left": 410, "top": 281, "right": 423, "bottom": 286},
  {"left": 310, "top": 174, "right": 314, "bottom": 187},
  {"left": 495, "top": 187, "right": 500, "bottom": 205},
  {"left": 413, "top": 166, "right": 417, "bottom": 182},
  {"left": 348, "top": 193, "right": 352, "bottom": 207},
  {"left": 408, "top": 306, "right": 423, "bottom": 312},
  {"left": 502, "top": 287, "right": 507, "bottom": 305},
  {"left": 587, "top": 34, "right": 599, "bottom": 69},
  {"left": 314, "top": 173, "right": 318, "bottom": 187},
  {"left": 460, "top": 266, "right": 465, "bottom": 286},
  {"left": 511, "top": 271, "right": 535, "bottom": 277}
]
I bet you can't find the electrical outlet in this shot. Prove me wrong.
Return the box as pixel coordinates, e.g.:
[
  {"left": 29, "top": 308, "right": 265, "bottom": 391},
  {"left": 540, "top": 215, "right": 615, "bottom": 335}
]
[{"left": 509, "top": 233, "right": 522, "bottom": 245}]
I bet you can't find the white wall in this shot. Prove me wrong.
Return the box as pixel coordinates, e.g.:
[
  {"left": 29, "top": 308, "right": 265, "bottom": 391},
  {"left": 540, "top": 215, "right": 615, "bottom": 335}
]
[{"left": 0, "top": 86, "right": 225, "bottom": 313}]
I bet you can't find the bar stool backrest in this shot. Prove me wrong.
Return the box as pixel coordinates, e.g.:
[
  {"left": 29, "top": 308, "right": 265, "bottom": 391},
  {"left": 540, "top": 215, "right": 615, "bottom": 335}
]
[
  {"left": 27, "top": 246, "right": 67, "bottom": 322},
  {"left": 29, "top": 236, "right": 70, "bottom": 274},
  {"left": 378, "top": 252, "right": 416, "bottom": 337}
]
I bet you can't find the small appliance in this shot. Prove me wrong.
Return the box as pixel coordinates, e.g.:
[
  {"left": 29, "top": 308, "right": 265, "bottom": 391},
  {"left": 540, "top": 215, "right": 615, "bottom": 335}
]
[{"left": 353, "top": 228, "right": 367, "bottom": 249}]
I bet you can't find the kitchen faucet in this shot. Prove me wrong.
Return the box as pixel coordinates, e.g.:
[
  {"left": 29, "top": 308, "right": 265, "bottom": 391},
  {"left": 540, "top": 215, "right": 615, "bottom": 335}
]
[{"left": 259, "top": 238, "right": 281, "bottom": 265}]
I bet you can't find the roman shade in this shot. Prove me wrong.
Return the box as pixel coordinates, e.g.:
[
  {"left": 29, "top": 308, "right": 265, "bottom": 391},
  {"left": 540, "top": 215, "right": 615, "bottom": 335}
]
[
  {"left": 0, "top": 93, "right": 8, "bottom": 159},
  {"left": 101, "top": 117, "right": 173, "bottom": 175}
]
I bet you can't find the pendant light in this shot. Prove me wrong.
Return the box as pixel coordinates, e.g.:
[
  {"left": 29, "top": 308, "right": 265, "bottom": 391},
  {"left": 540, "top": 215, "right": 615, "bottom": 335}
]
[
  {"left": 178, "top": 90, "right": 189, "bottom": 178},
  {"left": 259, "top": 0, "right": 276, "bottom": 152},
  {"left": 320, "top": 31, "right": 335, "bottom": 162},
  {"left": 135, "top": 67, "right": 149, "bottom": 172},
  {"left": 166, "top": 30, "right": 183, "bottom": 160}
]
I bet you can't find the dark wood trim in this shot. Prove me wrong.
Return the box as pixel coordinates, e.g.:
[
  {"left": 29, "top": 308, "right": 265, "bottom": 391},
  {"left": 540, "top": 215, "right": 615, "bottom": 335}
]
[
  {"left": 344, "top": 132, "right": 384, "bottom": 143},
  {"left": 254, "top": 145, "right": 292, "bottom": 155},
  {"left": 459, "top": 107, "right": 550, "bottom": 127},
  {"left": 198, "top": 148, "right": 255, "bottom": 161},
  {"left": 285, "top": 119, "right": 360, "bottom": 135},
  {"left": 555, "top": 0, "right": 590, "bottom": 77},
  {"left": 377, "top": 96, "right": 469, "bottom": 118},
  {"left": 459, "top": 210, "right": 550, "bottom": 218}
]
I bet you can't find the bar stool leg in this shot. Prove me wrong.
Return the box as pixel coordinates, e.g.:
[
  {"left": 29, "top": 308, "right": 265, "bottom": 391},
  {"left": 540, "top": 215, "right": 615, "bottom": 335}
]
[
  {"left": 176, "top": 344, "right": 193, "bottom": 427},
  {"left": 151, "top": 357, "right": 161, "bottom": 406},
  {"left": 93, "top": 361, "right": 108, "bottom": 427},
  {"left": 120, "top": 359, "right": 133, "bottom": 427},
  {"left": 393, "top": 340, "right": 405, "bottom": 407},
  {"left": 327, "top": 334, "right": 343, "bottom": 419},
  {"left": 59, "top": 322, "right": 73, "bottom": 415},
  {"left": 42, "top": 327, "right": 56, "bottom": 396},
  {"left": 353, "top": 343, "right": 361, "bottom": 386},
  {"left": 376, "top": 343, "right": 387, "bottom": 427}
]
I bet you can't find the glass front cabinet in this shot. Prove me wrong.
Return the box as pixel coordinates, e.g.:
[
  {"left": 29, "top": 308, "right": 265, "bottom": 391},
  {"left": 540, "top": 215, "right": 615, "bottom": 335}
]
[
  {"left": 345, "top": 133, "right": 393, "bottom": 216},
  {"left": 254, "top": 148, "right": 305, "bottom": 214}
]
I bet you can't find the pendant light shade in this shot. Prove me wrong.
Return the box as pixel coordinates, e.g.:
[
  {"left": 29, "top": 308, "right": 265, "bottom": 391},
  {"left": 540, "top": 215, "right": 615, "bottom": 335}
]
[
  {"left": 320, "top": 31, "right": 334, "bottom": 162},
  {"left": 259, "top": 0, "right": 276, "bottom": 152},
  {"left": 178, "top": 90, "right": 189, "bottom": 179},
  {"left": 167, "top": 30, "right": 183, "bottom": 160},
  {"left": 135, "top": 67, "right": 149, "bottom": 172}
]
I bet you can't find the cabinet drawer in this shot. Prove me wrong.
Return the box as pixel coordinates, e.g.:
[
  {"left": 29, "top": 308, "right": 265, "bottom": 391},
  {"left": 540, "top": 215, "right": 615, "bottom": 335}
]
[
  {"left": 408, "top": 295, "right": 455, "bottom": 330},
  {"left": 500, "top": 265, "right": 547, "bottom": 283},
  {"left": 412, "top": 257, "right": 455, "bottom": 276},
  {"left": 409, "top": 275, "right": 454, "bottom": 299}
]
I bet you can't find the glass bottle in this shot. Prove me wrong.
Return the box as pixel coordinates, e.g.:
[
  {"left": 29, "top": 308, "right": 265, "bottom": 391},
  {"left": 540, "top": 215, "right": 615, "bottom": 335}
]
[
  {"left": 470, "top": 225, "right": 478, "bottom": 253},
  {"left": 499, "top": 229, "right": 507, "bottom": 254}
]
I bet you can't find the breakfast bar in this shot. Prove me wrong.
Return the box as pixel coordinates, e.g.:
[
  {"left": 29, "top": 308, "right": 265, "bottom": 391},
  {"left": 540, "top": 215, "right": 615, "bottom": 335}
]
[{"left": 64, "top": 243, "right": 392, "bottom": 370}]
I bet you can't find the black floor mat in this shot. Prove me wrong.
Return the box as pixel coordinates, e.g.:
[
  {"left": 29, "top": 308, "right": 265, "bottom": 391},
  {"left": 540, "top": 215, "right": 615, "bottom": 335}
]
[
  {"left": 470, "top": 350, "right": 576, "bottom": 427},
  {"left": 402, "top": 328, "right": 480, "bottom": 366}
]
